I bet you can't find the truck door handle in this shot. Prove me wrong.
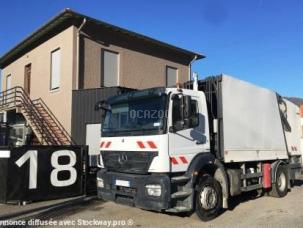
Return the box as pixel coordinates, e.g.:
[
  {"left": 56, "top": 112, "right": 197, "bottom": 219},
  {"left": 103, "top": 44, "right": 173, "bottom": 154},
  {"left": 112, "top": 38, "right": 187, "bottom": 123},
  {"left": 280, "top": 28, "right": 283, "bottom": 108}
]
[{"left": 196, "top": 141, "right": 203, "bottom": 145}]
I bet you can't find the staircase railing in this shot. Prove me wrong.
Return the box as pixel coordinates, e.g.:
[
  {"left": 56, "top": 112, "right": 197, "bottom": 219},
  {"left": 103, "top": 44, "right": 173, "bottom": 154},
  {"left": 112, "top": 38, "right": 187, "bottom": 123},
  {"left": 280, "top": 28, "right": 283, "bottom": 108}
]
[
  {"left": 32, "top": 98, "right": 75, "bottom": 145},
  {"left": 0, "top": 87, "right": 67, "bottom": 145}
]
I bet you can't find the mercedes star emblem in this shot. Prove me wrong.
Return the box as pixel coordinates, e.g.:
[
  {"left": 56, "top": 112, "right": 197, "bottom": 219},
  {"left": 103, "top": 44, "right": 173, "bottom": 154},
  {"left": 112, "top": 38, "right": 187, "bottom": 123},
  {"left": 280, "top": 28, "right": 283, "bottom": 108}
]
[{"left": 118, "top": 153, "right": 128, "bottom": 164}]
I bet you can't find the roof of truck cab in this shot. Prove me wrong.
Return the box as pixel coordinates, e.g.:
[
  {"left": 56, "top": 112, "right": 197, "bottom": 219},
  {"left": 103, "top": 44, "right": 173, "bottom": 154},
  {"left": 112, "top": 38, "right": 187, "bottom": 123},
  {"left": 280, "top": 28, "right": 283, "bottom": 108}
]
[
  {"left": 107, "top": 87, "right": 167, "bottom": 104},
  {"left": 0, "top": 8, "right": 204, "bottom": 68}
]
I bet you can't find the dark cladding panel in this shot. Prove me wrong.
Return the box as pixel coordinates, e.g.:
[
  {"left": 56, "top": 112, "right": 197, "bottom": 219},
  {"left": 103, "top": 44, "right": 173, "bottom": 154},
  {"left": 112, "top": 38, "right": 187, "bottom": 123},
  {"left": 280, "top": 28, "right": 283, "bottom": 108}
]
[
  {"left": 71, "top": 87, "right": 134, "bottom": 145},
  {"left": 0, "top": 155, "right": 8, "bottom": 202}
]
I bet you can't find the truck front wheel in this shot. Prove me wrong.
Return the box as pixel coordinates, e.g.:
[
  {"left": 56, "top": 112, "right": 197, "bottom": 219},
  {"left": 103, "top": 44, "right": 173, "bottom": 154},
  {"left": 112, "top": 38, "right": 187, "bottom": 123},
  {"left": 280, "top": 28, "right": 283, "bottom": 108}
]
[
  {"left": 269, "top": 165, "right": 288, "bottom": 198},
  {"left": 195, "top": 175, "right": 222, "bottom": 221}
]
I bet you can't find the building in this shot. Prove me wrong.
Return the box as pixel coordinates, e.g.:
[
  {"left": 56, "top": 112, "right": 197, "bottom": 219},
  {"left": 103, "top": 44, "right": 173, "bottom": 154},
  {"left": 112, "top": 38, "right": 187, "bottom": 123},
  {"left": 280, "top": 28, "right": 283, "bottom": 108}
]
[{"left": 0, "top": 9, "right": 203, "bottom": 150}]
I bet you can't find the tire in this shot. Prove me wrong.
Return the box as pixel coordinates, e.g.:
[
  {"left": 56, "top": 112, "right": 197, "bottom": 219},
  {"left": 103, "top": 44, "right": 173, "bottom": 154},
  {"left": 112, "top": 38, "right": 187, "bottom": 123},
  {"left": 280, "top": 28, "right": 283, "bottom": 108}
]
[
  {"left": 195, "top": 175, "right": 222, "bottom": 221},
  {"left": 269, "top": 165, "right": 288, "bottom": 198}
]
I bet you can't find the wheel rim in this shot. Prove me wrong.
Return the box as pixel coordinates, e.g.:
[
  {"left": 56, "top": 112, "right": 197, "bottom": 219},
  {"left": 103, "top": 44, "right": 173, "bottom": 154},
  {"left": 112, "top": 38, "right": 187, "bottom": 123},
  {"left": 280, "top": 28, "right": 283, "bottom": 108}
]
[
  {"left": 199, "top": 186, "right": 218, "bottom": 210},
  {"left": 277, "top": 172, "right": 286, "bottom": 192}
]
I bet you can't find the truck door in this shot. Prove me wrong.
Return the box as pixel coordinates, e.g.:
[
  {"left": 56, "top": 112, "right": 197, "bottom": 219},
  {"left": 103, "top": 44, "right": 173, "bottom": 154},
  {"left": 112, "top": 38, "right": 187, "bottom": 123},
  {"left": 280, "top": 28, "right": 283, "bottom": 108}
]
[{"left": 168, "top": 92, "right": 209, "bottom": 172}]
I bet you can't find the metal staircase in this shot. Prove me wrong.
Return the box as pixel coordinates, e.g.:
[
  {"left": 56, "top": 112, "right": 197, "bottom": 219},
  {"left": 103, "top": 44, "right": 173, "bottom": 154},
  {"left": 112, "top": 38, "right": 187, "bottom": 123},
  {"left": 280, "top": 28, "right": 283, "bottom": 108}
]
[{"left": 0, "top": 87, "right": 74, "bottom": 145}]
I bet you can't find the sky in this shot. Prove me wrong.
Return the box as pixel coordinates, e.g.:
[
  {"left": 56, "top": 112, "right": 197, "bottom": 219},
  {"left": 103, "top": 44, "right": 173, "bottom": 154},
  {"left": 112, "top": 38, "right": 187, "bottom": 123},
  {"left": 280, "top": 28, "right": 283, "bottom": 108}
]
[{"left": 0, "top": 0, "right": 302, "bottom": 97}]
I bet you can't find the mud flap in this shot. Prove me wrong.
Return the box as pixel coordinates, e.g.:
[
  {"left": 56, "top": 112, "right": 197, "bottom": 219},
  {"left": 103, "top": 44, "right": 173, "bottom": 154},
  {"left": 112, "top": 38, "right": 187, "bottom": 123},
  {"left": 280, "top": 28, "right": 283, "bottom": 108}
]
[{"left": 214, "top": 167, "right": 229, "bottom": 209}]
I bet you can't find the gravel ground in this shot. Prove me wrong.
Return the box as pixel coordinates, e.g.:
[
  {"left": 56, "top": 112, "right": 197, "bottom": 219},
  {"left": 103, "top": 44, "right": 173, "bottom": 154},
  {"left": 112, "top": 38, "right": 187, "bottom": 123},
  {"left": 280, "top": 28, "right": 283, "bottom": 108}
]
[
  {"left": 55, "top": 181, "right": 303, "bottom": 228},
  {"left": 0, "top": 197, "right": 78, "bottom": 218},
  {"left": 1, "top": 183, "right": 302, "bottom": 227}
]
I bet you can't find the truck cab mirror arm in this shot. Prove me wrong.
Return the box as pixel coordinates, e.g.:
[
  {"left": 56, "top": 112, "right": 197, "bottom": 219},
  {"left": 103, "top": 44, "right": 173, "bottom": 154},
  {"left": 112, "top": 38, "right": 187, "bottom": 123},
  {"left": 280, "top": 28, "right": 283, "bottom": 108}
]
[{"left": 95, "top": 101, "right": 111, "bottom": 112}]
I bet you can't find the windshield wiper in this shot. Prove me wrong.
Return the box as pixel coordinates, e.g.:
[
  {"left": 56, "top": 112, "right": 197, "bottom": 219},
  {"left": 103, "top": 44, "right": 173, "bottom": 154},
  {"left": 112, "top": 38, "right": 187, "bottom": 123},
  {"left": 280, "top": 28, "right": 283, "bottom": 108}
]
[{"left": 103, "top": 127, "right": 157, "bottom": 133}]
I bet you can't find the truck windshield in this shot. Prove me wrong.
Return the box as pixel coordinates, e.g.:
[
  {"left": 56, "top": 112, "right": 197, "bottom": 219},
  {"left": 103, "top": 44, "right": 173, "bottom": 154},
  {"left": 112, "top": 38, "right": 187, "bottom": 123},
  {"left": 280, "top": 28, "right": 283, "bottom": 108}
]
[{"left": 102, "top": 95, "right": 167, "bottom": 136}]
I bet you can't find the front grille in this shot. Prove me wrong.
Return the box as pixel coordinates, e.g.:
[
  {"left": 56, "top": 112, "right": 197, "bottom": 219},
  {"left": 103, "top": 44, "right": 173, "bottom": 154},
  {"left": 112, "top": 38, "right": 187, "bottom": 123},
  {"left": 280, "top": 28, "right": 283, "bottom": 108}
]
[{"left": 101, "top": 151, "right": 158, "bottom": 174}]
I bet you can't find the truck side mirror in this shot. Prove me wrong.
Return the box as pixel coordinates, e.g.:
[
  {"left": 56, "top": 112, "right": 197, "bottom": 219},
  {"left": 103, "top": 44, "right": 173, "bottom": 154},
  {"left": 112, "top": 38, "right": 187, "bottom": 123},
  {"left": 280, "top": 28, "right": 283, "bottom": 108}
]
[
  {"left": 183, "top": 95, "right": 192, "bottom": 128},
  {"left": 183, "top": 96, "right": 191, "bottom": 119}
]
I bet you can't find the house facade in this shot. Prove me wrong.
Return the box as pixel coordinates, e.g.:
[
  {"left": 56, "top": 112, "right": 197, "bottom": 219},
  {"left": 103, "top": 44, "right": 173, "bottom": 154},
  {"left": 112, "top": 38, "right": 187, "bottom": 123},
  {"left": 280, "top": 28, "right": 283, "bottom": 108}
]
[
  {"left": 0, "top": 9, "right": 203, "bottom": 146},
  {"left": 1, "top": 26, "right": 77, "bottom": 134}
]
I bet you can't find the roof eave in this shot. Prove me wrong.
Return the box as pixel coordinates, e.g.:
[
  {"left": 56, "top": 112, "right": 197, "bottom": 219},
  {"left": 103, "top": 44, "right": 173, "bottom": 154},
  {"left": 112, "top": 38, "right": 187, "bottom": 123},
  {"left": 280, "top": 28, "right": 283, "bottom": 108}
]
[{"left": 0, "top": 8, "right": 205, "bottom": 68}]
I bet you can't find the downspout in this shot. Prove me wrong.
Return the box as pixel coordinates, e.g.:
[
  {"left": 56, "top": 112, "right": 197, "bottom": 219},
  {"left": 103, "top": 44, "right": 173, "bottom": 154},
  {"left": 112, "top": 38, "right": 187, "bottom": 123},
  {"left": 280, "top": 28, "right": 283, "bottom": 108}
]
[
  {"left": 188, "top": 55, "right": 197, "bottom": 82},
  {"left": 76, "top": 18, "right": 87, "bottom": 89}
]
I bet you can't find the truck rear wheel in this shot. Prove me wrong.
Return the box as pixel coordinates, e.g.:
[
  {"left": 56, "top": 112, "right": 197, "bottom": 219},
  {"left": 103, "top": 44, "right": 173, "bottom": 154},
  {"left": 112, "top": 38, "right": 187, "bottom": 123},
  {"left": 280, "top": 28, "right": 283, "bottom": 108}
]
[
  {"left": 269, "top": 165, "right": 288, "bottom": 198},
  {"left": 195, "top": 175, "right": 222, "bottom": 221}
]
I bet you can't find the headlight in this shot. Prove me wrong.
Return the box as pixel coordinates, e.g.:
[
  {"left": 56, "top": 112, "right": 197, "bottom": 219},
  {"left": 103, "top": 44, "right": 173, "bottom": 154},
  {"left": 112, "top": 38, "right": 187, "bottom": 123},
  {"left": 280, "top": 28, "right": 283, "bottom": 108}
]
[
  {"left": 97, "top": 177, "right": 104, "bottom": 188},
  {"left": 145, "top": 184, "right": 162, "bottom": 197}
]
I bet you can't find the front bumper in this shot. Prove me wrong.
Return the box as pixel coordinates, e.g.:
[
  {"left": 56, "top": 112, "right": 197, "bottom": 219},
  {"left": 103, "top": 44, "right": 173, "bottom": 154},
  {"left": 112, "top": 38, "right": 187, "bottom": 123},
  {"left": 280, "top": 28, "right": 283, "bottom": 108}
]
[{"left": 97, "top": 169, "right": 170, "bottom": 211}]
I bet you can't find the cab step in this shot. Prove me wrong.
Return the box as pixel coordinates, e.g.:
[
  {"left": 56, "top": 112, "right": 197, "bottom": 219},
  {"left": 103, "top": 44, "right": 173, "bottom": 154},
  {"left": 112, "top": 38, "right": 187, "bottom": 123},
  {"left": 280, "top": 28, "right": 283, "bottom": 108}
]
[
  {"left": 241, "top": 183, "right": 263, "bottom": 192},
  {"left": 166, "top": 206, "right": 189, "bottom": 213},
  {"left": 171, "top": 190, "right": 191, "bottom": 199},
  {"left": 171, "top": 176, "right": 190, "bottom": 184}
]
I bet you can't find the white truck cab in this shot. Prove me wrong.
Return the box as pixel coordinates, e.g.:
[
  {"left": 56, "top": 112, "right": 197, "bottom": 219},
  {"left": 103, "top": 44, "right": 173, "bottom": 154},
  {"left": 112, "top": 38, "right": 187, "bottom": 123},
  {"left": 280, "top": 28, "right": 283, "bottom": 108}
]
[{"left": 98, "top": 87, "right": 210, "bottom": 174}]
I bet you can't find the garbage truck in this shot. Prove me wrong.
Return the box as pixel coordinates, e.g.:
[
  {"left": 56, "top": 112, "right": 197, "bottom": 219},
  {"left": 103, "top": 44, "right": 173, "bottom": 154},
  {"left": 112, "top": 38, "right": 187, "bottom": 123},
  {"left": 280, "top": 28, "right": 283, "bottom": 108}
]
[{"left": 96, "top": 75, "right": 302, "bottom": 221}]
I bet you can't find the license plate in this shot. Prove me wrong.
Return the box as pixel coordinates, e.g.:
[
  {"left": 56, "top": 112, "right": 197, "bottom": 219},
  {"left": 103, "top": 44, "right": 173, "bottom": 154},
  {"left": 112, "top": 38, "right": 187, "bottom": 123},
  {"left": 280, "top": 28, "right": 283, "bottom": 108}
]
[{"left": 115, "top": 179, "right": 130, "bottom": 187}]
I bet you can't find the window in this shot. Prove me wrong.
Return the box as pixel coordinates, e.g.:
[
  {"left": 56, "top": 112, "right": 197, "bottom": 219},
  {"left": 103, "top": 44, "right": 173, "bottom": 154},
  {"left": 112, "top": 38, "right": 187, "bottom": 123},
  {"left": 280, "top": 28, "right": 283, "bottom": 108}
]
[
  {"left": 166, "top": 66, "right": 177, "bottom": 87},
  {"left": 172, "top": 96, "right": 199, "bottom": 130},
  {"left": 24, "top": 64, "right": 31, "bottom": 94},
  {"left": 102, "top": 50, "right": 119, "bottom": 87},
  {"left": 6, "top": 74, "right": 12, "bottom": 90},
  {"left": 50, "top": 49, "right": 61, "bottom": 90}
]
